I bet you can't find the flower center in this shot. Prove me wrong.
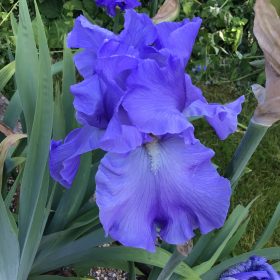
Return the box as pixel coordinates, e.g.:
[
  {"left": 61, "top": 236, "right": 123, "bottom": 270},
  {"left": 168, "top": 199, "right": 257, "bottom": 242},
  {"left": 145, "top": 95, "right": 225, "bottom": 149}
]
[{"left": 145, "top": 137, "right": 161, "bottom": 174}]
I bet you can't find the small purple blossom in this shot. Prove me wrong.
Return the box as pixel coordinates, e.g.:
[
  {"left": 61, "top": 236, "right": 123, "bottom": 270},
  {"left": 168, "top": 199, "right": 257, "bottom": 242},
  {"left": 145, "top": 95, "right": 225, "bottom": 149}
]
[
  {"left": 95, "top": 0, "right": 141, "bottom": 16},
  {"left": 49, "top": 11, "right": 245, "bottom": 251},
  {"left": 220, "top": 256, "right": 280, "bottom": 280}
]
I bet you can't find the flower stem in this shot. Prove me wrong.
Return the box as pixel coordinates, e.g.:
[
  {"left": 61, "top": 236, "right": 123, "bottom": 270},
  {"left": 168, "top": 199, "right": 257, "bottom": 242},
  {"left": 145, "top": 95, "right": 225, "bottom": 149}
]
[
  {"left": 157, "top": 249, "right": 185, "bottom": 280},
  {"left": 113, "top": 9, "right": 121, "bottom": 34},
  {"left": 225, "top": 119, "right": 269, "bottom": 189},
  {"left": 157, "top": 244, "right": 193, "bottom": 280}
]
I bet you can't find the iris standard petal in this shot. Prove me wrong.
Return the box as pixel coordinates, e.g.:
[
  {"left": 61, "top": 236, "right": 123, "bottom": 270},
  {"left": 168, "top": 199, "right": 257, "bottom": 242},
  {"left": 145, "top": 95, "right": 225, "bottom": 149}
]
[
  {"left": 155, "top": 17, "right": 202, "bottom": 66},
  {"left": 185, "top": 96, "right": 245, "bottom": 140},
  {"left": 67, "top": 15, "right": 114, "bottom": 50},
  {"left": 120, "top": 10, "right": 157, "bottom": 49},
  {"left": 96, "top": 0, "right": 141, "bottom": 17},
  {"left": 123, "top": 58, "right": 189, "bottom": 135},
  {"left": 96, "top": 135, "right": 231, "bottom": 251},
  {"left": 50, "top": 126, "right": 104, "bottom": 188}
]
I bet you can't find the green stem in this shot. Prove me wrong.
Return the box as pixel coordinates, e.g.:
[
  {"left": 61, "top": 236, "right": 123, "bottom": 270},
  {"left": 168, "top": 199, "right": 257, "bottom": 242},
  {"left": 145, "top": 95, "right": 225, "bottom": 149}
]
[
  {"left": 157, "top": 249, "right": 186, "bottom": 280},
  {"left": 113, "top": 9, "right": 121, "bottom": 34},
  {"left": 225, "top": 120, "right": 269, "bottom": 189},
  {"left": 150, "top": 0, "right": 159, "bottom": 18}
]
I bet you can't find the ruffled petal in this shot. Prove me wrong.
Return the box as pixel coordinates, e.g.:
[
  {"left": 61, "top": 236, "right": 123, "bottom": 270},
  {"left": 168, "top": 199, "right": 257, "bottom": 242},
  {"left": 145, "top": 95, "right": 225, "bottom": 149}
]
[
  {"left": 123, "top": 58, "right": 189, "bottom": 135},
  {"left": 67, "top": 15, "right": 114, "bottom": 50},
  {"left": 70, "top": 76, "right": 109, "bottom": 128},
  {"left": 120, "top": 10, "right": 157, "bottom": 49},
  {"left": 185, "top": 96, "right": 245, "bottom": 140},
  {"left": 73, "top": 50, "right": 97, "bottom": 78},
  {"left": 96, "top": 135, "right": 231, "bottom": 251},
  {"left": 50, "top": 126, "right": 104, "bottom": 188},
  {"left": 155, "top": 17, "right": 202, "bottom": 66}
]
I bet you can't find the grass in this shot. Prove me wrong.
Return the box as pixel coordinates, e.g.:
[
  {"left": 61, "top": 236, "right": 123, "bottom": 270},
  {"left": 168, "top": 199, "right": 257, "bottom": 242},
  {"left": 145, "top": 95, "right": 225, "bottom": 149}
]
[{"left": 195, "top": 81, "right": 280, "bottom": 253}]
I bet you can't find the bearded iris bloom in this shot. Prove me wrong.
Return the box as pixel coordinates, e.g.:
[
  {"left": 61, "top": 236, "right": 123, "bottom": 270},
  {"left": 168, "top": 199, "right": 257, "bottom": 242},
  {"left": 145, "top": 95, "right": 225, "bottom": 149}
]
[
  {"left": 220, "top": 256, "right": 280, "bottom": 280},
  {"left": 49, "top": 11, "right": 245, "bottom": 251},
  {"left": 95, "top": 0, "right": 141, "bottom": 16}
]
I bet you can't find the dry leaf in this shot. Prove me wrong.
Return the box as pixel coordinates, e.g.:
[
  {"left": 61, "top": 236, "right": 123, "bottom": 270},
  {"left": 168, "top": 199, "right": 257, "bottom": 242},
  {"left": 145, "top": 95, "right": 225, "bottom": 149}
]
[
  {"left": 253, "top": 0, "right": 280, "bottom": 125},
  {"left": 153, "top": 0, "right": 180, "bottom": 24}
]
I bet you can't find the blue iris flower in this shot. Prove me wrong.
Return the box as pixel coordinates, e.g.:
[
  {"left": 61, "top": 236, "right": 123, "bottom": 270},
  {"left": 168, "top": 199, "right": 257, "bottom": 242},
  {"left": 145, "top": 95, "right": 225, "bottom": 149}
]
[
  {"left": 49, "top": 10, "right": 245, "bottom": 251},
  {"left": 95, "top": 0, "right": 141, "bottom": 16},
  {"left": 220, "top": 256, "right": 280, "bottom": 280}
]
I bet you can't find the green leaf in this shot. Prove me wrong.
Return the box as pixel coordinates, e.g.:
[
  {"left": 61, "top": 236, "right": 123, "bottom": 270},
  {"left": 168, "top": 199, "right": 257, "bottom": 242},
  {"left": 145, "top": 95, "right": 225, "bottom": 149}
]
[
  {"left": 219, "top": 217, "right": 251, "bottom": 260},
  {"left": 47, "top": 153, "right": 92, "bottom": 233},
  {"left": 0, "top": 61, "right": 15, "bottom": 92},
  {"left": 254, "top": 202, "right": 280, "bottom": 250},
  {"left": 32, "top": 228, "right": 111, "bottom": 274},
  {"left": 193, "top": 205, "right": 247, "bottom": 264},
  {"left": 0, "top": 196, "right": 20, "bottom": 279},
  {"left": 62, "top": 39, "right": 76, "bottom": 134},
  {"left": 17, "top": 1, "right": 54, "bottom": 279},
  {"left": 193, "top": 201, "right": 254, "bottom": 275},
  {"left": 0, "top": 134, "right": 27, "bottom": 192},
  {"left": 201, "top": 247, "right": 280, "bottom": 280},
  {"left": 37, "top": 204, "right": 99, "bottom": 261},
  {"left": 3, "top": 90, "right": 22, "bottom": 130},
  {"left": 16, "top": 0, "right": 39, "bottom": 134},
  {"left": 271, "top": 0, "right": 280, "bottom": 16},
  {"left": 34, "top": 244, "right": 201, "bottom": 279},
  {"left": 273, "top": 261, "right": 280, "bottom": 271},
  {"left": 53, "top": 83, "right": 66, "bottom": 139},
  {"left": 74, "top": 247, "right": 200, "bottom": 280},
  {"left": 4, "top": 168, "right": 22, "bottom": 209},
  {"left": 129, "top": 262, "right": 136, "bottom": 280},
  {"left": 30, "top": 276, "right": 93, "bottom": 280},
  {"left": 185, "top": 234, "right": 214, "bottom": 266}
]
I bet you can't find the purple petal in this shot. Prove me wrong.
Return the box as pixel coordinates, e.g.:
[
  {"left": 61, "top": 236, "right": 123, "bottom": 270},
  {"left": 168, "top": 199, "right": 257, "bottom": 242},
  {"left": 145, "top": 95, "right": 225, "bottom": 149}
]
[
  {"left": 70, "top": 76, "right": 109, "bottom": 128},
  {"left": 155, "top": 17, "right": 202, "bottom": 66},
  {"left": 50, "top": 126, "right": 104, "bottom": 188},
  {"left": 99, "top": 106, "right": 144, "bottom": 153},
  {"left": 67, "top": 15, "right": 114, "bottom": 50},
  {"left": 206, "top": 96, "right": 245, "bottom": 140},
  {"left": 73, "top": 50, "right": 97, "bottom": 78},
  {"left": 120, "top": 10, "right": 157, "bottom": 48},
  {"left": 185, "top": 96, "right": 245, "bottom": 140},
  {"left": 221, "top": 271, "right": 271, "bottom": 280},
  {"left": 96, "top": 135, "right": 231, "bottom": 251},
  {"left": 184, "top": 74, "right": 207, "bottom": 106},
  {"left": 123, "top": 58, "right": 189, "bottom": 135},
  {"left": 96, "top": 0, "right": 141, "bottom": 17}
]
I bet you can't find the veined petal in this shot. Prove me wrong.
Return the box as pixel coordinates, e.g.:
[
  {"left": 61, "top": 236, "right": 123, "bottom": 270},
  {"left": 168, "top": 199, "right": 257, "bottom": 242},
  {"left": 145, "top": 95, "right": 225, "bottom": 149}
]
[
  {"left": 50, "top": 126, "right": 104, "bottom": 188},
  {"left": 96, "top": 135, "right": 231, "bottom": 251},
  {"left": 155, "top": 17, "right": 202, "bottom": 66},
  {"left": 123, "top": 58, "right": 189, "bottom": 135},
  {"left": 185, "top": 96, "right": 245, "bottom": 140},
  {"left": 67, "top": 15, "right": 114, "bottom": 50}
]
